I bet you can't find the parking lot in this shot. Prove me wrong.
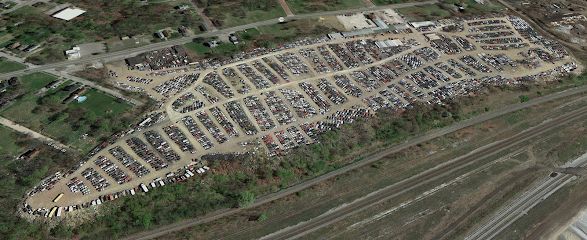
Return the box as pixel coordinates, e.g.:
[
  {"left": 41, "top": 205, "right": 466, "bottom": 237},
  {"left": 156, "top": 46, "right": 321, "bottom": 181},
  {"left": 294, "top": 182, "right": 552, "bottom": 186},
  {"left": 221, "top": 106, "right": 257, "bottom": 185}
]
[{"left": 24, "top": 15, "right": 584, "bottom": 217}]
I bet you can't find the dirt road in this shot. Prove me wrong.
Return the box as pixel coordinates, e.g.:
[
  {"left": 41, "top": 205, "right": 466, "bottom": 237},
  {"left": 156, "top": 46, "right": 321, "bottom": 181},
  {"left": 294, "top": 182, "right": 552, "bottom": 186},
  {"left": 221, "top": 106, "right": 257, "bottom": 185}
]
[{"left": 0, "top": 116, "right": 70, "bottom": 151}]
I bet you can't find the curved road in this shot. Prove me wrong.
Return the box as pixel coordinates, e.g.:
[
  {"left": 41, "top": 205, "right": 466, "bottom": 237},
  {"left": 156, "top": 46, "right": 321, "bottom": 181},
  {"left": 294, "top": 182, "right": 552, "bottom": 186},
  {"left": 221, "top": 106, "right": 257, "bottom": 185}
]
[{"left": 126, "top": 84, "right": 587, "bottom": 240}]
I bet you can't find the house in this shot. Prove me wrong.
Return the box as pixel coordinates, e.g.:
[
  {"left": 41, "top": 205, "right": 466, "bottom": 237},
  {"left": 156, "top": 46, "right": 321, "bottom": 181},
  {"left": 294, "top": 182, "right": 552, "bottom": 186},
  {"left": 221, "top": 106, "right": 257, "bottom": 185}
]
[{"left": 229, "top": 34, "right": 239, "bottom": 44}]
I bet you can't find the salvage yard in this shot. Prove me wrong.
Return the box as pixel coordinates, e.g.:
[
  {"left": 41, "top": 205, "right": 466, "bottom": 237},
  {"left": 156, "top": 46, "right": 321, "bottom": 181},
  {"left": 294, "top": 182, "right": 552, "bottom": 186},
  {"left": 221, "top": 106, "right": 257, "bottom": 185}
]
[
  {"left": 21, "top": 13, "right": 585, "bottom": 226},
  {"left": 157, "top": 91, "right": 587, "bottom": 240}
]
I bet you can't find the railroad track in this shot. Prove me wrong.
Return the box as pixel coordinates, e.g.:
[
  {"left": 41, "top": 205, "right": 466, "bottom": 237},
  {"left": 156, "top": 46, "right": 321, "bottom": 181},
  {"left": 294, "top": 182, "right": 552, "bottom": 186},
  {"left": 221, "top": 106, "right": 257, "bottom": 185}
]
[
  {"left": 261, "top": 105, "right": 587, "bottom": 240},
  {"left": 465, "top": 175, "right": 575, "bottom": 240}
]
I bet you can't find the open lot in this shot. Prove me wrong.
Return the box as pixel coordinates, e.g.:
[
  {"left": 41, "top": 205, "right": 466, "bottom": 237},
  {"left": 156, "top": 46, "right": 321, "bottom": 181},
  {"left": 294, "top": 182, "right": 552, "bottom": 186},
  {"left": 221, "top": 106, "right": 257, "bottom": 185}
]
[
  {"left": 285, "top": 0, "right": 366, "bottom": 14},
  {"left": 0, "top": 57, "right": 26, "bottom": 73},
  {"left": 503, "top": 0, "right": 587, "bottom": 51},
  {"left": 195, "top": 0, "right": 285, "bottom": 28},
  {"left": 396, "top": 4, "right": 451, "bottom": 21},
  {"left": 0, "top": 125, "right": 24, "bottom": 158}
]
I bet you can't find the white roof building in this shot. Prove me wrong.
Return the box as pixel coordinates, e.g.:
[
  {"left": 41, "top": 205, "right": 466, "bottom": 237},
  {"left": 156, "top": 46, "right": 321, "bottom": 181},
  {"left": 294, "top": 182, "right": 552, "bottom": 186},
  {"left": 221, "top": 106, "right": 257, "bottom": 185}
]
[
  {"left": 65, "top": 46, "right": 81, "bottom": 60},
  {"left": 409, "top": 21, "right": 436, "bottom": 29},
  {"left": 52, "top": 7, "right": 86, "bottom": 21}
]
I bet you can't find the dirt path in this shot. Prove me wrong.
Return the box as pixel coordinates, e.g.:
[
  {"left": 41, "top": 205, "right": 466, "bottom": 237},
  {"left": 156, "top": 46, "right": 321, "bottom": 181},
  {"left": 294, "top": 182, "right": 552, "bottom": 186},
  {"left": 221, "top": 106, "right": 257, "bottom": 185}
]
[
  {"left": 0, "top": 116, "right": 70, "bottom": 151},
  {"left": 278, "top": 0, "right": 294, "bottom": 16},
  {"left": 362, "top": 0, "right": 375, "bottom": 7},
  {"left": 190, "top": 0, "right": 218, "bottom": 31}
]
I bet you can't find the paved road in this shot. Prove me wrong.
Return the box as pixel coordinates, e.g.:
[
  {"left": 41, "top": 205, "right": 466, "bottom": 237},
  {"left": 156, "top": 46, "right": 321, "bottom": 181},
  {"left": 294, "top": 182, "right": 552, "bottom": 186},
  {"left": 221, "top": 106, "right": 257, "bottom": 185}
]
[
  {"left": 125, "top": 83, "right": 587, "bottom": 240},
  {"left": 0, "top": 116, "right": 70, "bottom": 151},
  {"left": 261, "top": 104, "right": 587, "bottom": 240},
  {"left": 0, "top": 52, "right": 143, "bottom": 106},
  {"left": 464, "top": 153, "right": 587, "bottom": 240},
  {"left": 0, "top": 0, "right": 438, "bottom": 80}
]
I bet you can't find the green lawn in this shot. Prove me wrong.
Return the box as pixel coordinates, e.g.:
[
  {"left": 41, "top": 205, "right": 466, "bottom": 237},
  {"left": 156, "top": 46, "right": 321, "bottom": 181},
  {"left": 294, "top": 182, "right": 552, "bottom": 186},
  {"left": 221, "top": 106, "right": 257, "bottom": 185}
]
[
  {"left": 396, "top": 4, "right": 451, "bottom": 21},
  {"left": 20, "top": 72, "right": 57, "bottom": 92},
  {"left": 286, "top": 0, "right": 365, "bottom": 14},
  {"left": 80, "top": 89, "right": 130, "bottom": 117},
  {"left": 0, "top": 57, "right": 26, "bottom": 73},
  {"left": 222, "top": 7, "right": 286, "bottom": 27},
  {"left": 373, "top": 0, "right": 424, "bottom": 5},
  {"left": 0, "top": 74, "right": 132, "bottom": 152},
  {"left": 200, "top": 0, "right": 285, "bottom": 28},
  {"left": 0, "top": 126, "right": 24, "bottom": 159}
]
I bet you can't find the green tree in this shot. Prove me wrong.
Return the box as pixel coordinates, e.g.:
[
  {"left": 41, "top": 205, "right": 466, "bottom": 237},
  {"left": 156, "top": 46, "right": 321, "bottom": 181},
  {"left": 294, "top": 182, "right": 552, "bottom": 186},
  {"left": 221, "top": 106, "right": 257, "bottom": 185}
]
[
  {"left": 519, "top": 95, "right": 530, "bottom": 103},
  {"left": 257, "top": 212, "right": 268, "bottom": 222}
]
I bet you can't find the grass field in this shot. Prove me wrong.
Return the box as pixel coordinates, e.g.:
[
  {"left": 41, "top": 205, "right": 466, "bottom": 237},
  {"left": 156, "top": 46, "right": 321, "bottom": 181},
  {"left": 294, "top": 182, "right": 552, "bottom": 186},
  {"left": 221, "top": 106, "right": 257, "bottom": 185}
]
[
  {"left": 286, "top": 0, "right": 366, "bottom": 14},
  {"left": 197, "top": 0, "right": 285, "bottom": 28},
  {"left": 0, "top": 73, "right": 132, "bottom": 152},
  {"left": 0, "top": 126, "right": 24, "bottom": 159},
  {"left": 373, "top": 0, "right": 426, "bottom": 5},
  {"left": 0, "top": 57, "right": 26, "bottom": 73},
  {"left": 396, "top": 4, "right": 451, "bottom": 21}
]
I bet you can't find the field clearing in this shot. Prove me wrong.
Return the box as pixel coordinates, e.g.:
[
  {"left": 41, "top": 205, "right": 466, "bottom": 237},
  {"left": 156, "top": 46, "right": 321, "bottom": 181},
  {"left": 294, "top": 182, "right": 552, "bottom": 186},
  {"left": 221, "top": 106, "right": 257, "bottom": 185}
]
[
  {"left": 0, "top": 125, "right": 24, "bottom": 158},
  {"left": 373, "top": 0, "right": 427, "bottom": 5},
  {"left": 197, "top": 0, "right": 285, "bottom": 28},
  {"left": 286, "top": 0, "right": 366, "bottom": 14},
  {"left": 0, "top": 58, "right": 25, "bottom": 73},
  {"left": 396, "top": 4, "right": 451, "bottom": 21}
]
